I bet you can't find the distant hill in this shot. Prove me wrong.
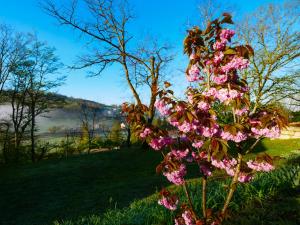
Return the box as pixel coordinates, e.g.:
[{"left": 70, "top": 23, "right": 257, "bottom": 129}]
[{"left": 0, "top": 93, "right": 122, "bottom": 136}]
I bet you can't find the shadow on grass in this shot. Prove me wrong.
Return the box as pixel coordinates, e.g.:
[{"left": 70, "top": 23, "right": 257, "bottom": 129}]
[
  {"left": 0, "top": 147, "right": 169, "bottom": 225},
  {"left": 225, "top": 187, "right": 300, "bottom": 225}
]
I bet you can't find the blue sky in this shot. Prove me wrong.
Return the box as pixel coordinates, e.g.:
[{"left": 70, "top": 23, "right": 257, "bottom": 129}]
[{"left": 0, "top": 0, "right": 280, "bottom": 105}]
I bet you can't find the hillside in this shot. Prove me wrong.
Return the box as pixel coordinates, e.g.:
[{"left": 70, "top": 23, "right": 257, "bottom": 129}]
[{"left": 0, "top": 93, "right": 122, "bottom": 135}]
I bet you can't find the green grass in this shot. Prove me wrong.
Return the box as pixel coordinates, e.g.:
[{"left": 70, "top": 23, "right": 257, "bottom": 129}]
[
  {"left": 0, "top": 147, "right": 167, "bottom": 225},
  {"left": 0, "top": 139, "right": 299, "bottom": 225},
  {"left": 54, "top": 158, "right": 300, "bottom": 225},
  {"left": 251, "top": 138, "right": 300, "bottom": 157}
]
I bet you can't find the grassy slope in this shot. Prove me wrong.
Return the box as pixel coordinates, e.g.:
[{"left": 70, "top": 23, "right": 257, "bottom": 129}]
[
  {"left": 0, "top": 148, "right": 166, "bottom": 225},
  {"left": 0, "top": 139, "right": 299, "bottom": 225}
]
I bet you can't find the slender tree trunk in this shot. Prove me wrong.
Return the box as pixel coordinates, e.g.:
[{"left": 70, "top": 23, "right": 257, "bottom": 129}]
[
  {"left": 126, "top": 127, "right": 131, "bottom": 148},
  {"left": 202, "top": 150, "right": 211, "bottom": 224},
  {"left": 30, "top": 101, "right": 36, "bottom": 162},
  {"left": 30, "top": 118, "right": 35, "bottom": 162},
  {"left": 221, "top": 153, "right": 243, "bottom": 218}
]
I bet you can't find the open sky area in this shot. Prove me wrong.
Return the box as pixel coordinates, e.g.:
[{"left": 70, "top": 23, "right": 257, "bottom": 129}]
[{"left": 0, "top": 0, "right": 280, "bottom": 105}]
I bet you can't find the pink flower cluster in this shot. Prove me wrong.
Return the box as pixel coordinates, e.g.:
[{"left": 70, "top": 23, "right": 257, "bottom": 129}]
[
  {"left": 211, "top": 157, "right": 253, "bottom": 183},
  {"left": 238, "top": 172, "right": 253, "bottom": 183},
  {"left": 212, "top": 74, "right": 228, "bottom": 84},
  {"left": 203, "top": 87, "right": 243, "bottom": 103},
  {"left": 200, "top": 124, "right": 219, "bottom": 138},
  {"left": 158, "top": 196, "right": 178, "bottom": 211},
  {"left": 221, "top": 131, "right": 247, "bottom": 143},
  {"left": 211, "top": 157, "right": 237, "bottom": 170},
  {"left": 168, "top": 149, "right": 189, "bottom": 160},
  {"left": 178, "top": 121, "right": 193, "bottom": 133},
  {"left": 197, "top": 101, "right": 210, "bottom": 111},
  {"left": 221, "top": 56, "right": 249, "bottom": 73},
  {"left": 213, "top": 40, "right": 226, "bottom": 51},
  {"left": 187, "top": 64, "right": 203, "bottom": 82},
  {"left": 163, "top": 164, "right": 187, "bottom": 185},
  {"left": 247, "top": 160, "right": 274, "bottom": 172},
  {"left": 220, "top": 29, "right": 235, "bottom": 41},
  {"left": 192, "top": 140, "right": 204, "bottom": 149},
  {"left": 213, "top": 51, "right": 224, "bottom": 64},
  {"left": 251, "top": 126, "right": 280, "bottom": 138},
  {"left": 212, "top": 29, "right": 235, "bottom": 51},
  {"left": 217, "top": 88, "right": 243, "bottom": 103},
  {"left": 140, "top": 128, "right": 152, "bottom": 138},
  {"left": 182, "top": 210, "right": 195, "bottom": 225},
  {"left": 200, "top": 164, "right": 212, "bottom": 177},
  {"left": 155, "top": 99, "right": 170, "bottom": 116},
  {"left": 149, "top": 136, "right": 173, "bottom": 150}
]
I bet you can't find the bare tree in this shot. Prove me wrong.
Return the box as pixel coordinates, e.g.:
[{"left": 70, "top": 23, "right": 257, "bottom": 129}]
[
  {"left": 26, "top": 35, "right": 64, "bottom": 162},
  {"left": 238, "top": 1, "right": 300, "bottom": 112},
  {"left": 0, "top": 25, "right": 26, "bottom": 99},
  {"left": 43, "top": 0, "right": 173, "bottom": 125},
  {"left": 196, "top": 0, "right": 235, "bottom": 29},
  {"left": 9, "top": 58, "right": 32, "bottom": 161},
  {"left": 79, "top": 101, "right": 98, "bottom": 153},
  {"left": 0, "top": 120, "right": 12, "bottom": 163}
]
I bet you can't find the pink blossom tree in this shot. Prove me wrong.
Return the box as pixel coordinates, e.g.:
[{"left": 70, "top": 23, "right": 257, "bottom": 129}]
[{"left": 122, "top": 13, "right": 288, "bottom": 225}]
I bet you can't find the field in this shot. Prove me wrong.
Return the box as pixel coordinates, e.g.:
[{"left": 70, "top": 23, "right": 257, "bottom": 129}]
[{"left": 0, "top": 139, "right": 299, "bottom": 225}]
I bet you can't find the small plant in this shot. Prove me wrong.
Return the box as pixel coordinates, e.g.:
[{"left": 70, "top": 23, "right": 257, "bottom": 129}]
[{"left": 122, "top": 13, "right": 288, "bottom": 224}]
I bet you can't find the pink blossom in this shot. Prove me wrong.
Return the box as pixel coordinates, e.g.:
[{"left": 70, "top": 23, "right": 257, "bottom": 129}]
[
  {"left": 155, "top": 99, "right": 170, "bottom": 116},
  {"left": 216, "top": 88, "right": 243, "bottom": 103},
  {"left": 169, "top": 149, "right": 189, "bottom": 160},
  {"left": 238, "top": 172, "right": 253, "bottom": 183},
  {"left": 247, "top": 160, "right": 274, "bottom": 172},
  {"left": 187, "top": 64, "right": 203, "bottom": 82},
  {"left": 192, "top": 140, "right": 204, "bottom": 149},
  {"left": 213, "top": 40, "right": 226, "bottom": 51},
  {"left": 221, "top": 56, "right": 249, "bottom": 73},
  {"left": 234, "top": 107, "right": 249, "bottom": 116},
  {"left": 229, "top": 89, "right": 240, "bottom": 99},
  {"left": 163, "top": 164, "right": 186, "bottom": 185},
  {"left": 178, "top": 121, "right": 193, "bottom": 133},
  {"left": 200, "top": 164, "right": 212, "bottom": 177},
  {"left": 192, "top": 151, "right": 207, "bottom": 161},
  {"left": 187, "top": 94, "right": 194, "bottom": 104},
  {"left": 198, "top": 123, "right": 219, "bottom": 138},
  {"left": 211, "top": 221, "right": 219, "bottom": 225},
  {"left": 213, "top": 51, "right": 224, "bottom": 64},
  {"left": 197, "top": 101, "right": 210, "bottom": 111},
  {"left": 233, "top": 131, "right": 248, "bottom": 142},
  {"left": 182, "top": 210, "right": 195, "bottom": 225},
  {"left": 160, "top": 136, "right": 174, "bottom": 146},
  {"left": 158, "top": 196, "right": 178, "bottom": 211},
  {"left": 191, "top": 119, "right": 200, "bottom": 131},
  {"left": 120, "top": 123, "right": 126, "bottom": 129},
  {"left": 212, "top": 74, "right": 228, "bottom": 84},
  {"left": 149, "top": 136, "right": 173, "bottom": 151},
  {"left": 221, "top": 131, "right": 247, "bottom": 143},
  {"left": 216, "top": 88, "right": 230, "bottom": 102},
  {"left": 211, "top": 157, "right": 237, "bottom": 170},
  {"left": 149, "top": 138, "right": 162, "bottom": 151},
  {"left": 220, "top": 29, "right": 235, "bottom": 41},
  {"left": 203, "top": 87, "right": 218, "bottom": 98},
  {"left": 251, "top": 126, "right": 280, "bottom": 138},
  {"left": 168, "top": 118, "right": 179, "bottom": 127},
  {"left": 140, "top": 128, "right": 152, "bottom": 138}
]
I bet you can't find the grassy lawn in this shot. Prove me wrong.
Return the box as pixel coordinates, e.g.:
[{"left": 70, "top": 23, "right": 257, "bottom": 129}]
[
  {"left": 0, "top": 147, "right": 167, "bottom": 225},
  {"left": 0, "top": 139, "right": 299, "bottom": 225}
]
